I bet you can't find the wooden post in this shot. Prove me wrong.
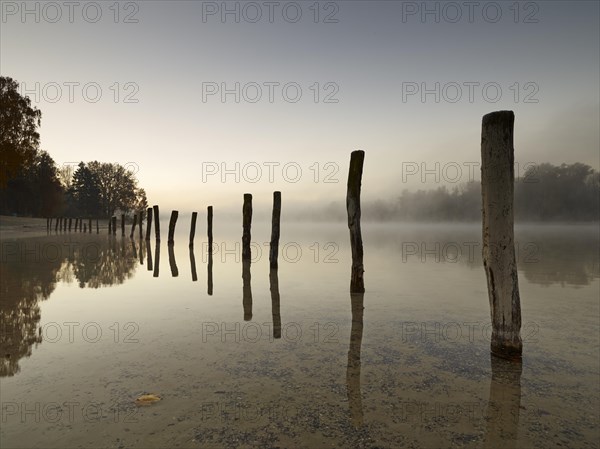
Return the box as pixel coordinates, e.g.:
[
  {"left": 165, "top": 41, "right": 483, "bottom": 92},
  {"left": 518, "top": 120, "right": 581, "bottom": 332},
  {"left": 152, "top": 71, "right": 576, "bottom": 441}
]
[
  {"left": 112, "top": 216, "right": 117, "bottom": 235},
  {"left": 146, "top": 207, "right": 153, "bottom": 241},
  {"left": 55, "top": 217, "right": 59, "bottom": 231},
  {"left": 108, "top": 218, "right": 112, "bottom": 234},
  {"left": 96, "top": 219, "right": 99, "bottom": 234},
  {"left": 83, "top": 223, "right": 87, "bottom": 233},
  {"left": 88, "top": 218, "right": 92, "bottom": 233},
  {"left": 121, "top": 214, "right": 125, "bottom": 236},
  {"left": 68, "top": 218, "right": 72, "bottom": 232},
  {"left": 347, "top": 150, "right": 365, "bottom": 293},
  {"left": 189, "top": 212, "right": 198, "bottom": 247},
  {"left": 139, "top": 211, "right": 143, "bottom": 240},
  {"left": 269, "top": 191, "right": 282, "bottom": 269},
  {"left": 153, "top": 205, "right": 160, "bottom": 241},
  {"left": 130, "top": 214, "right": 137, "bottom": 238},
  {"left": 242, "top": 194, "right": 252, "bottom": 261},
  {"left": 207, "top": 206, "right": 213, "bottom": 249},
  {"left": 481, "top": 110, "right": 522, "bottom": 360},
  {"left": 79, "top": 217, "right": 83, "bottom": 232},
  {"left": 46, "top": 217, "right": 50, "bottom": 230},
  {"left": 167, "top": 210, "right": 178, "bottom": 245}
]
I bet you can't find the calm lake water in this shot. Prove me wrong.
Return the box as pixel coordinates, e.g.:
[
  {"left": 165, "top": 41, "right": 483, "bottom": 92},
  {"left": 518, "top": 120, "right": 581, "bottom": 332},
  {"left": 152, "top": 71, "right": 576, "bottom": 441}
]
[{"left": 1, "top": 221, "right": 598, "bottom": 449}]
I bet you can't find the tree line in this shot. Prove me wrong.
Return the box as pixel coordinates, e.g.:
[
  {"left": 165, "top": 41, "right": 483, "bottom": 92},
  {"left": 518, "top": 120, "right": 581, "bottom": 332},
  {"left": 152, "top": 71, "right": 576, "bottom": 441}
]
[
  {"left": 0, "top": 76, "right": 147, "bottom": 218},
  {"left": 361, "top": 162, "right": 599, "bottom": 222}
]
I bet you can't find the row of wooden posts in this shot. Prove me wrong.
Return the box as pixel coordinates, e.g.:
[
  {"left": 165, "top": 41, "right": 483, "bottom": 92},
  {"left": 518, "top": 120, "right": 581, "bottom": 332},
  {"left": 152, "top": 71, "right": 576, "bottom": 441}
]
[
  {"left": 43, "top": 111, "right": 522, "bottom": 360},
  {"left": 47, "top": 217, "right": 99, "bottom": 233}
]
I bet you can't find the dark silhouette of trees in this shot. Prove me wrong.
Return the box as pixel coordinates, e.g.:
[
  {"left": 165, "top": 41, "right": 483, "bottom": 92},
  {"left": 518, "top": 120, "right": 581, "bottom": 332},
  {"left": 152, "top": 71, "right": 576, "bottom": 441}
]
[
  {"left": 0, "top": 76, "right": 42, "bottom": 188},
  {"left": 0, "top": 150, "right": 64, "bottom": 216},
  {"left": 1, "top": 76, "right": 149, "bottom": 219},
  {"left": 515, "top": 163, "right": 599, "bottom": 221},
  {"left": 67, "top": 161, "right": 147, "bottom": 218}
]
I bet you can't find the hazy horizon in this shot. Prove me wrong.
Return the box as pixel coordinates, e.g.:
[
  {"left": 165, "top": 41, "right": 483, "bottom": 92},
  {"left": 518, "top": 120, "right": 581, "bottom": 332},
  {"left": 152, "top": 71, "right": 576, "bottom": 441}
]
[{"left": 2, "top": 0, "right": 599, "bottom": 213}]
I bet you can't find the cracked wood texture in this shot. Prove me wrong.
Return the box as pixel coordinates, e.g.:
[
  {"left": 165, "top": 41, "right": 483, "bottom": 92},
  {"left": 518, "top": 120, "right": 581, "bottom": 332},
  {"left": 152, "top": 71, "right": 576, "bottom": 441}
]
[{"left": 481, "top": 110, "right": 522, "bottom": 360}]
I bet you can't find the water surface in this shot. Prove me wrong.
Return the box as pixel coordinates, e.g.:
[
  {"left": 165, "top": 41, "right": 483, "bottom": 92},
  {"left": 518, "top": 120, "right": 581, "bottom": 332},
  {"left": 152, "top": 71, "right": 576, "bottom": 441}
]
[{"left": 1, "top": 222, "right": 598, "bottom": 448}]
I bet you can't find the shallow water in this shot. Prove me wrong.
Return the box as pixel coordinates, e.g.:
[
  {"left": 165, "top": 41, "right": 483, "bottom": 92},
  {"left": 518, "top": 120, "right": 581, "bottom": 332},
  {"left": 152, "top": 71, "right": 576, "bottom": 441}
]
[{"left": 1, "top": 221, "right": 598, "bottom": 448}]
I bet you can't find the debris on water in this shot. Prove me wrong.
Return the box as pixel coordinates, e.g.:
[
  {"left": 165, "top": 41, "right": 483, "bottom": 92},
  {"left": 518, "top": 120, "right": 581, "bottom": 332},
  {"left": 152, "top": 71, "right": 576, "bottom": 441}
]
[{"left": 135, "top": 394, "right": 162, "bottom": 406}]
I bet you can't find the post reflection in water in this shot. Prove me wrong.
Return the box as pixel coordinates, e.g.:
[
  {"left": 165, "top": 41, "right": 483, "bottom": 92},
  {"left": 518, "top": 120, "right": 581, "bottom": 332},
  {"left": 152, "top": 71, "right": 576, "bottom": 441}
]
[
  {"left": 153, "top": 241, "right": 160, "bottom": 278},
  {"left": 131, "top": 240, "right": 138, "bottom": 259},
  {"left": 189, "top": 246, "right": 198, "bottom": 282},
  {"left": 168, "top": 244, "right": 179, "bottom": 277},
  {"left": 0, "top": 235, "right": 139, "bottom": 377},
  {"left": 207, "top": 248, "right": 213, "bottom": 296},
  {"left": 146, "top": 240, "right": 153, "bottom": 272},
  {"left": 484, "top": 356, "right": 522, "bottom": 449},
  {"left": 269, "top": 269, "right": 281, "bottom": 339},
  {"left": 346, "top": 292, "right": 364, "bottom": 428},
  {"left": 139, "top": 238, "right": 144, "bottom": 265},
  {"left": 242, "top": 260, "right": 252, "bottom": 321}
]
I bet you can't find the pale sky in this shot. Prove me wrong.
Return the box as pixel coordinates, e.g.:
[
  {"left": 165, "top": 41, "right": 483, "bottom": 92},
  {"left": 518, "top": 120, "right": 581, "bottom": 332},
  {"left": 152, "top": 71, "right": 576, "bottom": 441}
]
[{"left": 2, "top": 0, "right": 599, "bottom": 215}]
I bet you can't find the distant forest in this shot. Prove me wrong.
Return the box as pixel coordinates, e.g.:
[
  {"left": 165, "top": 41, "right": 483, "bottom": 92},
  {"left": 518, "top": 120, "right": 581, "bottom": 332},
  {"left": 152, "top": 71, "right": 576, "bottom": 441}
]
[
  {"left": 0, "top": 76, "right": 147, "bottom": 218},
  {"left": 344, "top": 162, "right": 599, "bottom": 222}
]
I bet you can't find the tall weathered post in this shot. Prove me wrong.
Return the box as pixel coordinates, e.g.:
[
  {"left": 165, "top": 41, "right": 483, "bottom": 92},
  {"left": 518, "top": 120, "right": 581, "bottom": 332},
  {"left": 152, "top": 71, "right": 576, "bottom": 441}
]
[
  {"left": 242, "top": 194, "right": 252, "bottom": 261},
  {"left": 83, "top": 223, "right": 87, "bottom": 233},
  {"left": 481, "top": 110, "right": 522, "bottom": 360},
  {"left": 189, "top": 212, "right": 198, "bottom": 247},
  {"left": 346, "top": 150, "right": 365, "bottom": 293},
  {"left": 55, "top": 217, "right": 59, "bottom": 232},
  {"left": 46, "top": 218, "right": 50, "bottom": 231},
  {"left": 146, "top": 207, "right": 153, "bottom": 241},
  {"left": 96, "top": 219, "right": 99, "bottom": 234},
  {"left": 121, "top": 214, "right": 125, "bottom": 236},
  {"left": 88, "top": 218, "right": 92, "bottom": 233},
  {"left": 112, "top": 216, "right": 117, "bottom": 235},
  {"left": 153, "top": 205, "right": 160, "bottom": 241},
  {"left": 167, "top": 210, "right": 178, "bottom": 245},
  {"left": 130, "top": 214, "right": 138, "bottom": 238},
  {"left": 69, "top": 218, "right": 73, "bottom": 232},
  {"left": 269, "top": 191, "right": 281, "bottom": 269},
  {"left": 108, "top": 218, "right": 112, "bottom": 234}
]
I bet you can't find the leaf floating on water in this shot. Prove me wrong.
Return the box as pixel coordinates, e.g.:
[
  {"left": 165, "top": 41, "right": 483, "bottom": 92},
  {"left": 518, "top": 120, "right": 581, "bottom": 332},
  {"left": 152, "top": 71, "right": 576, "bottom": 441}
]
[{"left": 135, "top": 394, "right": 162, "bottom": 406}]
